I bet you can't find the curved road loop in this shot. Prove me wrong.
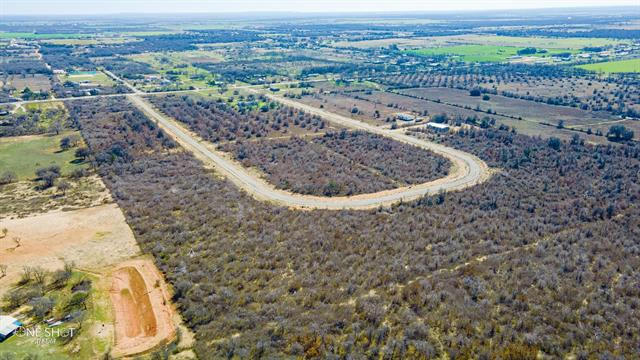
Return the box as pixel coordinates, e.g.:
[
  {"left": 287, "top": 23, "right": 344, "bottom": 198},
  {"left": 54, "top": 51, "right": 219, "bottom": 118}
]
[{"left": 128, "top": 93, "right": 490, "bottom": 210}]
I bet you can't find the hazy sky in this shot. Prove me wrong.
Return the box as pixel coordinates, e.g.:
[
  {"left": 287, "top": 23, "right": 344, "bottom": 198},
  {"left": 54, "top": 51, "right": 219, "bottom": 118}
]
[{"left": 1, "top": 0, "right": 638, "bottom": 15}]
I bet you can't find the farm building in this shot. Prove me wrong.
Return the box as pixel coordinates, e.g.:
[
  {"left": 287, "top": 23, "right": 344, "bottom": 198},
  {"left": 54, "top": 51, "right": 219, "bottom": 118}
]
[
  {"left": 0, "top": 315, "right": 22, "bottom": 341},
  {"left": 396, "top": 113, "right": 416, "bottom": 122},
  {"left": 427, "top": 122, "right": 450, "bottom": 133}
]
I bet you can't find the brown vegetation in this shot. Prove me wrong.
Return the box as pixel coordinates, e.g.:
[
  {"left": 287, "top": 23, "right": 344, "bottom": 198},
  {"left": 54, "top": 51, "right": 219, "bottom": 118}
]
[
  {"left": 220, "top": 130, "right": 450, "bottom": 196},
  {"left": 146, "top": 94, "right": 330, "bottom": 142},
  {"left": 69, "top": 96, "right": 640, "bottom": 358}
]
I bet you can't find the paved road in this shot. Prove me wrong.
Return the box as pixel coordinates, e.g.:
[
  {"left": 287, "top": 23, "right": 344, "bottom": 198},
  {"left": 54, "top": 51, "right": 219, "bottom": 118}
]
[
  {"left": 102, "top": 69, "right": 143, "bottom": 94},
  {"left": 129, "top": 93, "right": 490, "bottom": 210}
]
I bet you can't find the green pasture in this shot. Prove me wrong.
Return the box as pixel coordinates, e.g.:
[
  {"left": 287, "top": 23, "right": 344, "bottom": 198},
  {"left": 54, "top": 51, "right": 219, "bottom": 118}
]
[
  {"left": 0, "top": 131, "right": 87, "bottom": 180},
  {"left": 406, "top": 45, "right": 577, "bottom": 62},
  {"left": 577, "top": 58, "right": 640, "bottom": 73},
  {"left": 0, "top": 32, "right": 91, "bottom": 40},
  {"left": 58, "top": 72, "right": 115, "bottom": 86}
]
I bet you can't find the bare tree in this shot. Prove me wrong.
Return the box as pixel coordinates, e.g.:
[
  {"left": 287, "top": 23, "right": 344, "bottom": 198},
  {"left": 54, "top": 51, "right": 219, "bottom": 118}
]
[
  {"left": 0, "top": 264, "right": 7, "bottom": 278},
  {"left": 50, "top": 119, "right": 63, "bottom": 135},
  {"left": 32, "top": 266, "right": 47, "bottom": 285},
  {"left": 57, "top": 180, "right": 71, "bottom": 195}
]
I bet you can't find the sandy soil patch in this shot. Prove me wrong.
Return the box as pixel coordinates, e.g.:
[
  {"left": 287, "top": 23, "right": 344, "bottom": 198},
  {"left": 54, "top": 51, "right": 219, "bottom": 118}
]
[
  {"left": 0, "top": 175, "right": 112, "bottom": 220},
  {"left": 109, "top": 258, "right": 176, "bottom": 358},
  {"left": 0, "top": 203, "right": 140, "bottom": 294}
]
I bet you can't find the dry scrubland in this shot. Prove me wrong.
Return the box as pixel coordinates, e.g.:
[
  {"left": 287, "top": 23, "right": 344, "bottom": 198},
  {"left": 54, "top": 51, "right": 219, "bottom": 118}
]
[
  {"left": 146, "top": 94, "right": 333, "bottom": 141},
  {"left": 381, "top": 67, "right": 640, "bottom": 117},
  {"left": 219, "top": 131, "right": 450, "bottom": 196},
  {"left": 67, "top": 96, "right": 640, "bottom": 359}
]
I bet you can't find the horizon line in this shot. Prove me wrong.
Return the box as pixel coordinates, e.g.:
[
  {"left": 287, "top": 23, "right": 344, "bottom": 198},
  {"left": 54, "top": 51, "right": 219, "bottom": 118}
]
[{"left": 2, "top": 5, "right": 639, "bottom": 17}]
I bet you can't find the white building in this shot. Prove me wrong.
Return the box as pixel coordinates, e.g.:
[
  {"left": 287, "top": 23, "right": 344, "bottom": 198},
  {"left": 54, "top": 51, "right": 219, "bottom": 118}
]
[
  {"left": 0, "top": 315, "right": 21, "bottom": 341},
  {"left": 396, "top": 113, "right": 416, "bottom": 122},
  {"left": 427, "top": 122, "right": 450, "bottom": 133}
]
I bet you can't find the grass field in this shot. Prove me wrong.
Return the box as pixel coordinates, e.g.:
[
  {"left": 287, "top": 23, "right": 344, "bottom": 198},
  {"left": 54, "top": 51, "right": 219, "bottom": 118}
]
[
  {"left": 434, "top": 34, "right": 629, "bottom": 49},
  {"left": 12, "top": 101, "right": 69, "bottom": 132},
  {"left": 43, "top": 37, "right": 137, "bottom": 45},
  {"left": 577, "top": 58, "right": 640, "bottom": 73},
  {"left": 22, "top": 101, "right": 66, "bottom": 113},
  {"left": 0, "top": 32, "right": 91, "bottom": 39},
  {"left": 406, "top": 45, "right": 576, "bottom": 62},
  {"left": 127, "top": 51, "right": 218, "bottom": 90},
  {"left": 333, "top": 34, "right": 625, "bottom": 50},
  {"left": 58, "top": 72, "right": 115, "bottom": 86},
  {"left": 0, "top": 131, "right": 87, "bottom": 180}
]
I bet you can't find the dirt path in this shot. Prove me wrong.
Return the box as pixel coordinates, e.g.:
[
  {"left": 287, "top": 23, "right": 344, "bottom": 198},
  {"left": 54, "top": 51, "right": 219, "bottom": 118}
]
[
  {"left": 129, "top": 93, "right": 490, "bottom": 210},
  {"left": 109, "top": 258, "right": 176, "bottom": 358}
]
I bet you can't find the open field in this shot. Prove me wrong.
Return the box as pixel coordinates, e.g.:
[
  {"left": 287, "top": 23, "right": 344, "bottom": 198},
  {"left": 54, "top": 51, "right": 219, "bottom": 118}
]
[
  {"left": 296, "top": 92, "right": 398, "bottom": 126},
  {"left": 406, "top": 45, "right": 577, "bottom": 62},
  {"left": 58, "top": 71, "right": 116, "bottom": 87},
  {"left": 332, "top": 34, "right": 628, "bottom": 50},
  {"left": 399, "top": 87, "right": 619, "bottom": 127},
  {"left": 428, "top": 34, "right": 629, "bottom": 49},
  {"left": 6, "top": 74, "right": 52, "bottom": 93},
  {"left": 42, "top": 37, "right": 138, "bottom": 45},
  {"left": 127, "top": 51, "right": 218, "bottom": 90},
  {"left": 577, "top": 58, "right": 640, "bottom": 73},
  {"left": 0, "top": 203, "right": 192, "bottom": 358},
  {"left": 0, "top": 132, "right": 87, "bottom": 180},
  {"left": 0, "top": 203, "right": 140, "bottom": 293},
  {"left": 0, "top": 32, "right": 92, "bottom": 39},
  {"left": 570, "top": 119, "right": 640, "bottom": 140},
  {"left": 355, "top": 89, "right": 517, "bottom": 122}
]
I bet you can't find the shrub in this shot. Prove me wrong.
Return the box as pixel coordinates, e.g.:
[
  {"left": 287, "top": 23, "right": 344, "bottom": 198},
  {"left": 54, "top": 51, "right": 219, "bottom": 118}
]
[{"left": 0, "top": 171, "right": 17, "bottom": 185}]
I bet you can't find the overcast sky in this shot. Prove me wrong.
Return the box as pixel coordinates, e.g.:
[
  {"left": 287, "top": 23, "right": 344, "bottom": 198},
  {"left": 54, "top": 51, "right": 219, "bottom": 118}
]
[{"left": 1, "top": 0, "right": 638, "bottom": 15}]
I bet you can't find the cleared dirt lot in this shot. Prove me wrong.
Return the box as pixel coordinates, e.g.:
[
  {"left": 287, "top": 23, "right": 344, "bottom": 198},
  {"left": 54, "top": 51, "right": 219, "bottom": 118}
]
[
  {"left": 110, "top": 258, "right": 176, "bottom": 358},
  {"left": 297, "top": 92, "right": 399, "bottom": 126},
  {"left": 0, "top": 203, "right": 141, "bottom": 294},
  {"left": 356, "top": 90, "right": 515, "bottom": 122},
  {"left": 7, "top": 74, "right": 52, "bottom": 92}
]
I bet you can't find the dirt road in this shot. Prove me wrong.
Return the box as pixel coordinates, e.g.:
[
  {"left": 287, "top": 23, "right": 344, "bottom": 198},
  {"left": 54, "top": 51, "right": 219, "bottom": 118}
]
[{"left": 129, "top": 93, "right": 490, "bottom": 210}]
